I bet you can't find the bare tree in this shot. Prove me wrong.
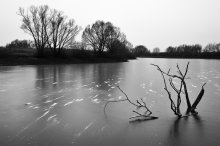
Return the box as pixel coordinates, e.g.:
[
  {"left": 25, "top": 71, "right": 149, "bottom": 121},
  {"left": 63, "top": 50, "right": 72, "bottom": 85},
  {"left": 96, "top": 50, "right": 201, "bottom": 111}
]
[
  {"left": 6, "top": 39, "right": 31, "bottom": 49},
  {"left": 46, "top": 9, "right": 80, "bottom": 56},
  {"left": 133, "top": 45, "right": 150, "bottom": 57},
  {"left": 153, "top": 47, "right": 160, "bottom": 53},
  {"left": 82, "top": 20, "right": 112, "bottom": 55},
  {"left": 18, "top": 5, "right": 80, "bottom": 57},
  {"left": 203, "top": 43, "right": 220, "bottom": 52},
  {"left": 82, "top": 20, "right": 129, "bottom": 55},
  {"left": 152, "top": 62, "right": 206, "bottom": 117},
  {"left": 18, "top": 5, "right": 50, "bottom": 56}
]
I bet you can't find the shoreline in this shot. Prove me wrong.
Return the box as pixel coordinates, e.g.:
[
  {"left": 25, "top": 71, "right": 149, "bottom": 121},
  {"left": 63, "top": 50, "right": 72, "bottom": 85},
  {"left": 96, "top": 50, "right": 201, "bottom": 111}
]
[
  {"left": 1, "top": 55, "right": 219, "bottom": 66},
  {"left": 0, "top": 57, "right": 129, "bottom": 66},
  {"left": 139, "top": 56, "right": 220, "bottom": 60},
  {"left": 142, "top": 52, "right": 220, "bottom": 60}
]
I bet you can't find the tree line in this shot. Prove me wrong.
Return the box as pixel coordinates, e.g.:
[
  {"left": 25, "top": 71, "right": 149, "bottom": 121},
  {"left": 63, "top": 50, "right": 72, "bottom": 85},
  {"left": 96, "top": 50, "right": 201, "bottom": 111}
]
[
  {"left": 14, "top": 5, "right": 133, "bottom": 59},
  {"left": 1, "top": 5, "right": 220, "bottom": 60},
  {"left": 160, "top": 43, "right": 220, "bottom": 58},
  {"left": 132, "top": 43, "right": 220, "bottom": 59}
]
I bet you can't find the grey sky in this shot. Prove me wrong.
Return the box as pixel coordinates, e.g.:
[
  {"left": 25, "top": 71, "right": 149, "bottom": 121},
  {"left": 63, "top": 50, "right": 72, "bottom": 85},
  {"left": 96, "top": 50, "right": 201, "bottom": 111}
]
[{"left": 0, "top": 0, "right": 220, "bottom": 51}]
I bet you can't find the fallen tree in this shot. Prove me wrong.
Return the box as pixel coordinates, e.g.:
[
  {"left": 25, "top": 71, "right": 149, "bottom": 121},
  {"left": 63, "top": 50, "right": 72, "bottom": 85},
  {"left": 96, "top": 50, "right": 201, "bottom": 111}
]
[
  {"left": 151, "top": 62, "right": 206, "bottom": 117},
  {"left": 104, "top": 86, "right": 158, "bottom": 121}
]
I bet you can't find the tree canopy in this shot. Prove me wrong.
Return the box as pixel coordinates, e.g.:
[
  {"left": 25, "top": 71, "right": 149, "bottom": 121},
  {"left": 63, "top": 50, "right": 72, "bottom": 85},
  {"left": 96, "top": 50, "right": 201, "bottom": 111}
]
[
  {"left": 203, "top": 43, "right": 220, "bottom": 52},
  {"left": 18, "top": 5, "right": 80, "bottom": 56},
  {"left": 133, "top": 45, "right": 150, "bottom": 57},
  {"left": 6, "top": 39, "right": 31, "bottom": 49},
  {"left": 153, "top": 47, "right": 160, "bottom": 53},
  {"left": 166, "top": 44, "right": 202, "bottom": 54},
  {"left": 82, "top": 20, "right": 131, "bottom": 56}
]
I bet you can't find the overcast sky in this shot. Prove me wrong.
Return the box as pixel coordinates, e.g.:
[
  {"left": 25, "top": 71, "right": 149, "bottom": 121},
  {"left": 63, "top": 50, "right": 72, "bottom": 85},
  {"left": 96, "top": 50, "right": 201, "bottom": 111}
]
[{"left": 0, "top": 0, "right": 220, "bottom": 51}]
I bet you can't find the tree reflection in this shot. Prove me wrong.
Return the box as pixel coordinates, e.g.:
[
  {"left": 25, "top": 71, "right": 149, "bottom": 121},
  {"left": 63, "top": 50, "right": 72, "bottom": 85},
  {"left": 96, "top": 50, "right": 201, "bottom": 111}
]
[
  {"left": 167, "top": 115, "right": 204, "bottom": 146},
  {"left": 34, "top": 63, "right": 124, "bottom": 102}
]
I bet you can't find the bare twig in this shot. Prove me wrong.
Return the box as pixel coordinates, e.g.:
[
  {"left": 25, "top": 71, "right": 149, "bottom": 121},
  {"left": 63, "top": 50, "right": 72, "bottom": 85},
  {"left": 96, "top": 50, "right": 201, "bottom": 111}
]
[
  {"left": 104, "top": 99, "right": 127, "bottom": 110},
  {"left": 151, "top": 64, "right": 181, "bottom": 116},
  {"left": 117, "top": 86, "right": 138, "bottom": 107},
  {"left": 151, "top": 64, "right": 182, "bottom": 80},
  {"left": 104, "top": 86, "right": 155, "bottom": 119}
]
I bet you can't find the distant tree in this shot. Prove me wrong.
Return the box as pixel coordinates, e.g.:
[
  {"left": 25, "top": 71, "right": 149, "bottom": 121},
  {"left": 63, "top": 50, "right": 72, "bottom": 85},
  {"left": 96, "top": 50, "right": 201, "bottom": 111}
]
[
  {"left": 166, "top": 44, "right": 202, "bottom": 54},
  {"left": 18, "top": 5, "right": 80, "bottom": 57},
  {"left": 107, "top": 33, "right": 133, "bottom": 57},
  {"left": 192, "top": 44, "right": 202, "bottom": 53},
  {"left": 203, "top": 43, "right": 220, "bottom": 52},
  {"left": 217, "top": 43, "right": 220, "bottom": 52},
  {"left": 6, "top": 39, "right": 31, "bottom": 49},
  {"left": 82, "top": 20, "right": 130, "bottom": 56},
  {"left": 177, "top": 44, "right": 201, "bottom": 53},
  {"left": 133, "top": 45, "right": 150, "bottom": 57},
  {"left": 70, "top": 41, "right": 85, "bottom": 50},
  {"left": 166, "top": 46, "right": 176, "bottom": 53},
  {"left": 153, "top": 47, "right": 160, "bottom": 53},
  {"left": 82, "top": 21, "right": 111, "bottom": 55},
  {"left": 176, "top": 45, "right": 185, "bottom": 53},
  {"left": 107, "top": 39, "right": 131, "bottom": 57}
]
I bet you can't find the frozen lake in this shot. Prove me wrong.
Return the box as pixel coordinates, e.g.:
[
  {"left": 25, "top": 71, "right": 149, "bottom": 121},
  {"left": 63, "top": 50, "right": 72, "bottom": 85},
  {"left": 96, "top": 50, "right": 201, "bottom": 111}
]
[{"left": 0, "top": 58, "right": 220, "bottom": 146}]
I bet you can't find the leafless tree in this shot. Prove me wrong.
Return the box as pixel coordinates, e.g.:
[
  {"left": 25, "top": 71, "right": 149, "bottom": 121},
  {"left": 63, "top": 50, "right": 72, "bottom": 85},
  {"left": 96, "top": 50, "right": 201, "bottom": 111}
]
[
  {"left": 203, "top": 43, "right": 220, "bottom": 52},
  {"left": 82, "top": 20, "right": 129, "bottom": 55},
  {"left": 18, "top": 5, "right": 80, "bottom": 56},
  {"left": 46, "top": 9, "right": 80, "bottom": 56},
  {"left": 18, "top": 5, "right": 50, "bottom": 56},
  {"left": 133, "top": 45, "right": 150, "bottom": 57},
  {"left": 152, "top": 62, "right": 206, "bottom": 117},
  {"left": 153, "top": 47, "right": 160, "bottom": 53}
]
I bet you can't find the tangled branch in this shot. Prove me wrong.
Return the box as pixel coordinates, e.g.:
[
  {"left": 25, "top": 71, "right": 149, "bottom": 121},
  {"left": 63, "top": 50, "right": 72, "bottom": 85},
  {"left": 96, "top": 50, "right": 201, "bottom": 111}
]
[
  {"left": 104, "top": 86, "right": 156, "bottom": 120},
  {"left": 151, "top": 64, "right": 182, "bottom": 116},
  {"left": 151, "top": 62, "right": 206, "bottom": 117}
]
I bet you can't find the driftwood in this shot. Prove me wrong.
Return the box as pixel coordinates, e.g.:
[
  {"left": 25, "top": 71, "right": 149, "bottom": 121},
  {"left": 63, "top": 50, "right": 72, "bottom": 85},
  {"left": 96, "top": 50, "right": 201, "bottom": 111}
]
[
  {"left": 104, "top": 86, "right": 157, "bottom": 120},
  {"left": 151, "top": 62, "right": 206, "bottom": 117},
  {"left": 188, "top": 82, "right": 206, "bottom": 113}
]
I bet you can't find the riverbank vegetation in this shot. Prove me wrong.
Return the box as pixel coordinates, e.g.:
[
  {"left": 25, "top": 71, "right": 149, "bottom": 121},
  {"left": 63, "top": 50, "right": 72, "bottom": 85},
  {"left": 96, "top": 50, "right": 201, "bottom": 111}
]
[
  {"left": 0, "top": 44, "right": 134, "bottom": 65},
  {"left": 135, "top": 44, "right": 220, "bottom": 59},
  {"left": 0, "top": 5, "right": 135, "bottom": 65},
  {"left": 0, "top": 5, "right": 220, "bottom": 66}
]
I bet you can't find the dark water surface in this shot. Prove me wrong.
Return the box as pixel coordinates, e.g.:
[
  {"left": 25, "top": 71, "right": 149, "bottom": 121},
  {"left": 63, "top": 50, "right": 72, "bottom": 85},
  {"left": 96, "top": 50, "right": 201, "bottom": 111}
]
[{"left": 0, "top": 58, "right": 220, "bottom": 146}]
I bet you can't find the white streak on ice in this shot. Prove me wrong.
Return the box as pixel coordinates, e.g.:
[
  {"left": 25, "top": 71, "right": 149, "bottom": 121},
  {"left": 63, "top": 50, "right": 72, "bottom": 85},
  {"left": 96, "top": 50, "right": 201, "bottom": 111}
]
[
  {"left": 64, "top": 100, "right": 74, "bottom": 106},
  {"left": 75, "top": 98, "right": 84, "bottom": 102},
  {"left": 76, "top": 121, "right": 94, "bottom": 137},
  {"left": 47, "top": 115, "right": 57, "bottom": 121}
]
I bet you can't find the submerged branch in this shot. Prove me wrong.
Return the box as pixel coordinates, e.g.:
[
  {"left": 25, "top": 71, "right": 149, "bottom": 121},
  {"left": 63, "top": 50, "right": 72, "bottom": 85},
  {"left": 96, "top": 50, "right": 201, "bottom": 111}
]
[
  {"left": 104, "top": 99, "right": 127, "bottom": 110},
  {"left": 151, "top": 64, "right": 181, "bottom": 116},
  {"left": 151, "top": 62, "right": 205, "bottom": 117},
  {"left": 189, "top": 82, "right": 207, "bottom": 112},
  {"left": 104, "top": 86, "right": 155, "bottom": 120},
  {"left": 117, "top": 86, "right": 139, "bottom": 107}
]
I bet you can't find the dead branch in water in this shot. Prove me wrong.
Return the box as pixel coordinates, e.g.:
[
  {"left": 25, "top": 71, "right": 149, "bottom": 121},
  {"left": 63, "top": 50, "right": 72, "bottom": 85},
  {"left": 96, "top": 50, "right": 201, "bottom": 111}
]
[
  {"left": 104, "top": 86, "right": 156, "bottom": 120},
  {"left": 151, "top": 62, "right": 206, "bottom": 117},
  {"left": 188, "top": 82, "right": 206, "bottom": 113},
  {"left": 151, "top": 64, "right": 182, "bottom": 117}
]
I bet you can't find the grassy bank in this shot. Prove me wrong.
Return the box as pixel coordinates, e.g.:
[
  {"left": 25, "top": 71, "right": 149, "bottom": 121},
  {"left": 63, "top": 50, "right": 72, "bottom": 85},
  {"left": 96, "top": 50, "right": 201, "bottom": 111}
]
[
  {"left": 0, "top": 47, "right": 134, "bottom": 66},
  {"left": 0, "top": 57, "right": 130, "bottom": 66}
]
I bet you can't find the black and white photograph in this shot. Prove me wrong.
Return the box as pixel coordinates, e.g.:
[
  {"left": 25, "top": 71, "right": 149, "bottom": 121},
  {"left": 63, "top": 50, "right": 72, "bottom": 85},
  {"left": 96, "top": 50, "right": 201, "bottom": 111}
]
[{"left": 0, "top": 0, "right": 220, "bottom": 145}]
